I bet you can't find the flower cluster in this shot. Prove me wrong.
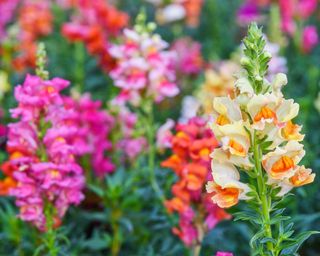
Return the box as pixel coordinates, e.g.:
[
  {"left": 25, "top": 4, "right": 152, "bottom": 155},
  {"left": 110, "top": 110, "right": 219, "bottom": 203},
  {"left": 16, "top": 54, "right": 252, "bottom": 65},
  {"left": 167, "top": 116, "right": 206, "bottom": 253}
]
[
  {"left": 63, "top": 93, "right": 115, "bottom": 177},
  {"left": 279, "top": 0, "right": 317, "bottom": 35},
  {"left": 13, "top": 0, "right": 53, "bottom": 71},
  {"left": 206, "top": 24, "right": 315, "bottom": 209},
  {"left": 197, "top": 37, "right": 287, "bottom": 115},
  {"left": 171, "top": 37, "right": 204, "bottom": 76},
  {"left": 109, "top": 25, "right": 179, "bottom": 105},
  {"left": 237, "top": 0, "right": 319, "bottom": 53},
  {"left": 62, "top": 0, "right": 128, "bottom": 72},
  {"left": 161, "top": 117, "right": 230, "bottom": 246},
  {"left": 5, "top": 74, "right": 85, "bottom": 230},
  {"left": 146, "top": 0, "right": 204, "bottom": 27}
]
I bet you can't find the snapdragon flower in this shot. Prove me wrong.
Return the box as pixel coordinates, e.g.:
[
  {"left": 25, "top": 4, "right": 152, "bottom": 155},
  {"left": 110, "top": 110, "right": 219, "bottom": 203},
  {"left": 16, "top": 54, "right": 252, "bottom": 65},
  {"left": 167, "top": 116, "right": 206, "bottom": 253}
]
[
  {"left": 171, "top": 37, "right": 204, "bottom": 76},
  {"left": 62, "top": 0, "right": 128, "bottom": 72},
  {"left": 63, "top": 93, "right": 115, "bottom": 177},
  {"left": 5, "top": 74, "right": 85, "bottom": 231},
  {"left": 0, "top": 0, "right": 19, "bottom": 40},
  {"left": 162, "top": 117, "right": 230, "bottom": 247},
  {"left": 13, "top": 0, "right": 53, "bottom": 71},
  {"left": 206, "top": 23, "right": 315, "bottom": 254},
  {"left": 109, "top": 18, "right": 179, "bottom": 105}
]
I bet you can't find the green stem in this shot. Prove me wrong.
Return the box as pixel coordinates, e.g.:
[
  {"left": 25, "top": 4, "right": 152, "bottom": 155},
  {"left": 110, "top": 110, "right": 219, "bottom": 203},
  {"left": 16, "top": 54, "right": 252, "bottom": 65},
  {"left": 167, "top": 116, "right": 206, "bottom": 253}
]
[
  {"left": 145, "top": 100, "right": 165, "bottom": 204},
  {"left": 44, "top": 204, "right": 58, "bottom": 256},
  {"left": 254, "top": 132, "right": 274, "bottom": 255},
  {"left": 110, "top": 209, "right": 121, "bottom": 256},
  {"left": 192, "top": 222, "right": 204, "bottom": 256}
]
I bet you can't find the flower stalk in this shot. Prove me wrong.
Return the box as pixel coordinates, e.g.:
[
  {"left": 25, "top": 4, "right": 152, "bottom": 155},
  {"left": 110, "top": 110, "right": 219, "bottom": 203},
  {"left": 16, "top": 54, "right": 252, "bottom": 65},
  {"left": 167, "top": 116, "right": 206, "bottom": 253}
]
[
  {"left": 144, "top": 99, "right": 165, "bottom": 204},
  {"left": 206, "top": 23, "right": 317, "bottom": 255},
  {"left": 44, "top": 203, "right": 58, "bottom": 256},
  {"left": 253, "top": 132, "right": 274, "bottom": 253}
]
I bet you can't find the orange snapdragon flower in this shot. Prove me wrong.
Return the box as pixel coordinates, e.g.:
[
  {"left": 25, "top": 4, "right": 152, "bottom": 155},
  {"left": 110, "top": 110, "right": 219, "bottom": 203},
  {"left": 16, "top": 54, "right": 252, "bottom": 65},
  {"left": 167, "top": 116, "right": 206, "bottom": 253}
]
[
  {"left": 13, "top": 0, "right": 53, "bottom": 71},
  {"left": 0, "top": 161, "right": 17, "bottom": 195},
  {"left": 183, "top": 0, "right": 204, "bottom": 27},
  {"left": 62, "top": 0, "right": 128, "bottom": 72},
  {"left": 161, "top": 117, "right": 230, "bottom": 246}
]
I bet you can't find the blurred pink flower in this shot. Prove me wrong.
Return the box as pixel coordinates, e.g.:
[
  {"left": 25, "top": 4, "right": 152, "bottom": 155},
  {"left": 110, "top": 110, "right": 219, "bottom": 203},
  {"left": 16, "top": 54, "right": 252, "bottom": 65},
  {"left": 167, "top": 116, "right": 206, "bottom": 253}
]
[
  {"left": 7, "top": 74, "right": 85, "bottom": 231},
  {"left": 113, "top": 105, "right": 147, "bottom": 161},
  {"left": 216, "top": 252, "right": 233, "bottom": 256},
  {"left": 172, "top": 207, "right": 198, "bottom": 246},
  {"left": 64, "top": 94, "right": 115, "bottom": 177},
  {"left": 171, "top": 38, "right": 204, "bottom": 75},
  {"left": 156, "top": 119, "right": 174, "bottom": 150},
  {"left": 118, "top": 137, "right": 147, "bottom": 160},
  {"left": 279, "top": 0, "right": 317, "bottom": 34},
  {"left": 237, "top": 1, "right": 261, "bottom": 25},
  {"left": 0, "top": 0, "right": 19, "bottom": 39},
  {"left": 110, "top": 28, "right": 179, "bottom": 105},
  {"left": 297, "top": 0, "right": 317, "bottom": 19},
  {"left": 302, "top": 26, "right": 319, "bottom": 53}
]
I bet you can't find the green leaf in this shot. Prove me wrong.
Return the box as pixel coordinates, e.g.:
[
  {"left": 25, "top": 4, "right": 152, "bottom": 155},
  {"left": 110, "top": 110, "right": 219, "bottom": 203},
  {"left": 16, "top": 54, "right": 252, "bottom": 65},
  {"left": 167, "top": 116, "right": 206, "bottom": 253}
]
[
  {"left": 260, "top": 237, "right": 277, "bottom": 245},
  {"left": 88, "top": 184, "right": 104, "bottom": 197},
  {"left": 270, "top": 216, "right": 291, "bottom": 225},
  {"left": 250, "top": 228, "right": 265, "bottom": 248},
  {"left": 233, "top": 211, "right": 260, "bottom": 223},
  {"left": 280, "top": 231, "right": 320, "bottom": 255}
]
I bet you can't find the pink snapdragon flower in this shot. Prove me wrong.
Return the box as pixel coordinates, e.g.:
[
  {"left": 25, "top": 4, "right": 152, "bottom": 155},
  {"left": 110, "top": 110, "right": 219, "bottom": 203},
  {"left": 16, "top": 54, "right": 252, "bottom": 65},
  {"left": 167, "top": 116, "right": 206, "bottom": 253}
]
[
  {"left": 216, "top": 252, "right": 233, "bottom": 256},
  {"left": 0, "top": 109, "right": 6, "bottom": 139},
  {"left": 302, "top": 26, "right": 319, "bottom": 53},
  {"left": 172, "top": 207, "right": 198, "bottom": 246},
  {"left": 171, "top": 38, "right": 204, "bottom": 75},
  {"left": 0, "top": 0, "right": 19, "bottom": 39},
  {"left": 109, "top": 28, "right": 179, "bottom": 105},
  {"left": 279, "top": 0, "right": 317, "bottom": 34},
  {"left": 63, "top": 94, "right": 115, "bottom": 177},
  {"left": 236, "top": 1, "right": 261, "bottom": 25},
  {"left": 6, "top": 74, "right": 85, "bottom": 231}
]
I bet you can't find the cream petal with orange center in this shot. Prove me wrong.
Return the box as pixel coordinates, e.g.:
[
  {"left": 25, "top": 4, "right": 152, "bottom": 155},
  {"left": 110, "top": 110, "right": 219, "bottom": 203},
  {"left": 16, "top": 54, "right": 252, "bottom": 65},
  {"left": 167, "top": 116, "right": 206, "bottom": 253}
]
[
  {"left": 262, "top": 141, "right": 305, "bottom": 180},
  {"left": 212, "top": 121, "right": 250, "bottom": 157},
  {"left": 270, "top": 166, "right": 315, "bottom": 196},
  {"left": 206, "top": 181, "right": 242, "bottom": 208},
  {"left": 211, "top": 160, "right": 251, "bottom": 199},
  {"left": 289, "top": 165, "right": 315, "bottom": 187},
  {"left": 260, "top": 121, "right": 304, "bottom": 151},
  {"left": 212, "top": 96, "right": 242, "bottom": 123},
  {"left": 247, "top": 93, "right": 279, "bottom": 130}
]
